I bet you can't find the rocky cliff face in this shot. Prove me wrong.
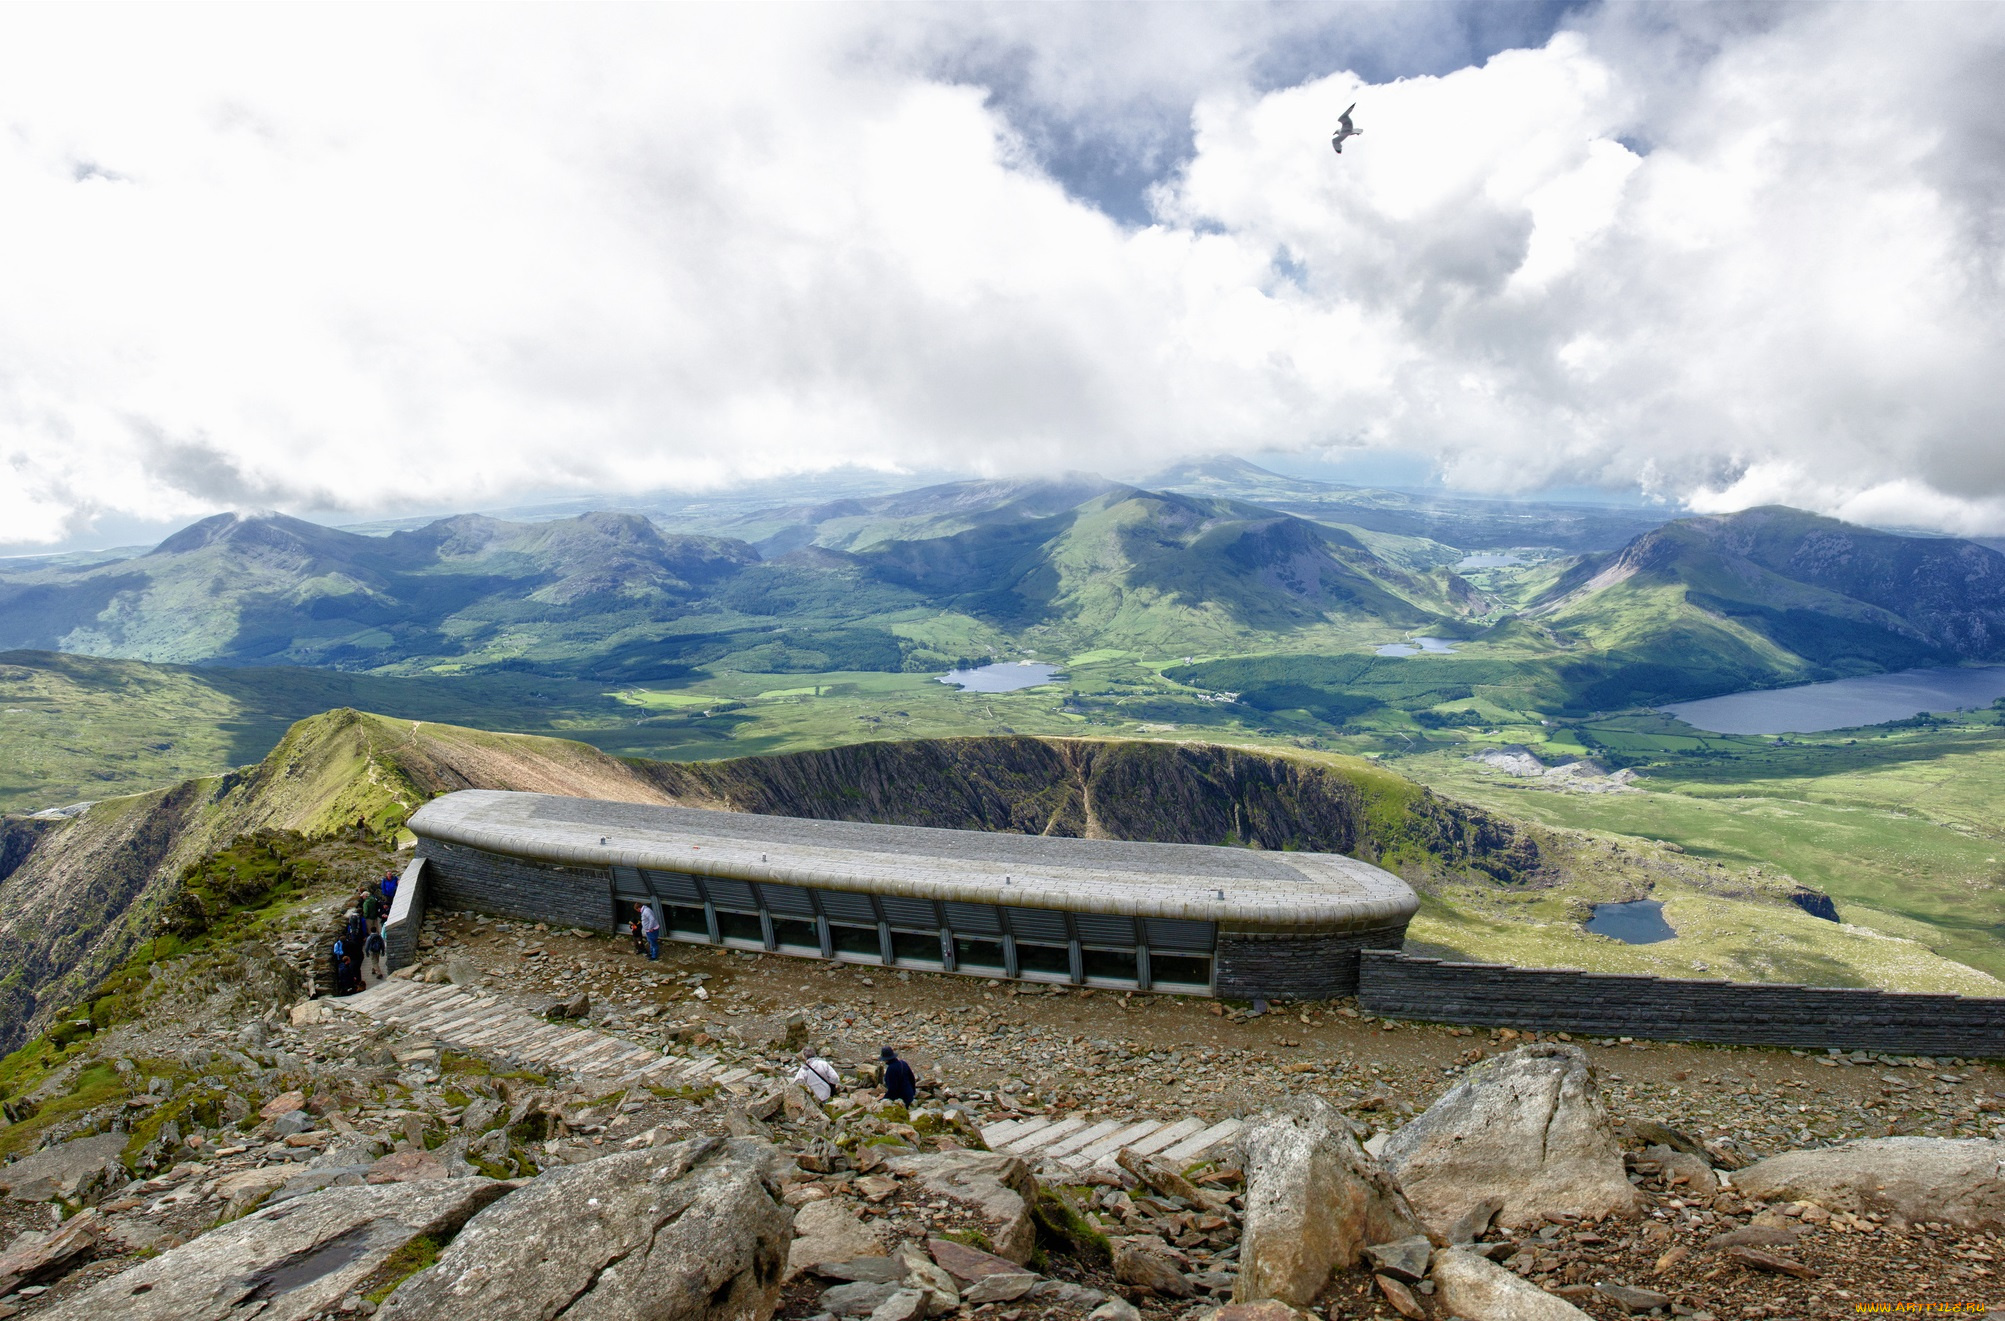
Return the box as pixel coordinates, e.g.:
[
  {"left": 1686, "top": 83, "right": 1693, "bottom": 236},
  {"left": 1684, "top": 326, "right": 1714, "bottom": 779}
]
[{"left": 639, "top": 737, "right": 1542, "bottom": 886}]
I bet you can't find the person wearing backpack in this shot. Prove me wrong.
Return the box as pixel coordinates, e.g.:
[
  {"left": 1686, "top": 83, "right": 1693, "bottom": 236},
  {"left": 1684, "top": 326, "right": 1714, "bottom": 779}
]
[
  {"left": 361, "top": 888, "right": 383, "bottom": 934},
  {"left": 794, "top": 1050, "right": 842, "bottom": 1104},
  {"left": 639, "top": 903, "right": 661, "bottom": 961},
  {"left": 330, "top": 936, "right": 350, "bottom": 995},
  {"left": 364, "top": 927, "right": 387, "bottom": 983}
]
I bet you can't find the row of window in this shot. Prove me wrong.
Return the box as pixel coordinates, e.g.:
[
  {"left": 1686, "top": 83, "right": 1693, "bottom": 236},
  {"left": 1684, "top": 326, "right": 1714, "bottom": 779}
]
[{"left": 614, "top": 866, "right": 1215, "bottom": 993}]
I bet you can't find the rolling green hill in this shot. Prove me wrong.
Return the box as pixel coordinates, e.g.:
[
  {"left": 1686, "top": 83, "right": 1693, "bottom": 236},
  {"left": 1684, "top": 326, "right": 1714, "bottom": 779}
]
[
  {"left": 1529, "top": 507, "right": 2005, "bottom": 707},
  {"left": 0, "top": 486, "right": 1480, "bottom": 681}
]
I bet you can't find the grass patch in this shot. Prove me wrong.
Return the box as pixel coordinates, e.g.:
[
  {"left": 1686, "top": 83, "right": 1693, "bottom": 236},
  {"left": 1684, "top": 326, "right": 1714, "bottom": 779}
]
[{"left": 364, "top": 1234, "right": 444, "bottom": 1304}]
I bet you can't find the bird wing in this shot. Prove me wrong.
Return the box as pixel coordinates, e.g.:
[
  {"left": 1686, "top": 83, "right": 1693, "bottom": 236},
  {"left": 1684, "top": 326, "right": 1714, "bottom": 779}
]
[{"left": 1339, "top": 103, "right": 1356, "bottom": 132}]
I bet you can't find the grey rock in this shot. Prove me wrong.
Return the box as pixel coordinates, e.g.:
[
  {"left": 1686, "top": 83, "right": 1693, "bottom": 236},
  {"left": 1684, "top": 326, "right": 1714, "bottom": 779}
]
[
  {"left": 1089, "top": 1300, "right": 1143, "bottom": 1321},
  {"left": 1598, "top": 1282, "right": 1673, "bottom": 1314},
  {"left": 1362, "top": 1235, "right": 1432, "bottom": 1284},
  {"left": 822, "top": 1282, "right": 902, "bottom": 1316},
  {"left": 962, "top": 1272, "right": 1038, "bottom": 1304},
  {"left": 269, "top": 1166, "right": 374, "bottom": 1204},
  {"left": 788, "top": 1198, "right": 889, "bottom": 1279},
  {"left": 1028, "top": 1280, "right": 1110, "bottom": 1308},
  {"left": 38, "top": 1180, "right": 510, "bottom": 1321},
  {"left": 1113, "top": 1235, "right": 1193, "bottom": 1297},
  {"left": 1643, "top": 1143, "right": 1719, "bottom": 1195},
  {"left": 272, "top": 1110, "right": 314, "bottom": 1137},
  {"left": 1430, "top": 1246, "right": 1591, "bottom": 1321},
  {"left": 885, "top": 1149, "right": 1039, "bottom": 1264},
  {"left": 1381, "top": 1044, "right": 1639, "bottom": 1233},
  {"left": 1236, "top": 1094, "right": 1422, "bottom": 1306},
  {"left": 1443, "top": 1197, "right": 1503, "bottom": 1245},
  {"left": 1732, "top": 1137, "right": 2005, "bottom": 1231},
  {"left": 811, "top": 1259, "right": 904, "bottom": 1284},
  {"left": 378, "top": 1137, "right": 791, "bottom": 1321},
  {"left": 0, "top": 1132, "right": 127, "bottom": 1203},
  {"left": 866, "top": 1288, "right": 929, "bottom": 1321}
]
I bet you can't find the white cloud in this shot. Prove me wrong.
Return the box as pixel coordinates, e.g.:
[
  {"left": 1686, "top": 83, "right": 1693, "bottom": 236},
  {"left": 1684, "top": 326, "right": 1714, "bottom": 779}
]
[{"left": 0, "top": 2, "right": 2001, "bottom": 546}]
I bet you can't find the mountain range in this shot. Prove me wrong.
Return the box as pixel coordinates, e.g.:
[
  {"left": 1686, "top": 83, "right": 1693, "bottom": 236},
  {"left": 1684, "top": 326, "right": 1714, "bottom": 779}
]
[{"left": 3, "top": 465, "right": 2003, "bottom": 716}]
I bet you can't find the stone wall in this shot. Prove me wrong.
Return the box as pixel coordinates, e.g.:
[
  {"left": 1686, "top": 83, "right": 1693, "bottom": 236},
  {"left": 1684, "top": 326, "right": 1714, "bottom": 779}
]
[
  {"left": 1358, "top": 951, "right": 2005, "bottom": 1057},
  {"left": 416, "top": 839, "right": 616, "bottom": 934},
  {"left": 1216, "top": 923, "right": 1411, "bottom": 999},
  {"left": 382, "top": 856, "right": 428, "bottom": 971}
]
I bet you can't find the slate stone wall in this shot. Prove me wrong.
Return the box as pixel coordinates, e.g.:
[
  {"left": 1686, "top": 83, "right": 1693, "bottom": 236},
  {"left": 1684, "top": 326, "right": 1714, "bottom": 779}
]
[
  {"left": 1216, "top": 922, "right": 1412, "bottom": 999},
  {"left": 1358, "top": 951, "right": 2005, "bottom": 1057},
  {"left": 416, "top": 839, "right": 617, "bottom": 934},
  {"left": 382, "top": 856, "right": 427, "bottom": 971}
]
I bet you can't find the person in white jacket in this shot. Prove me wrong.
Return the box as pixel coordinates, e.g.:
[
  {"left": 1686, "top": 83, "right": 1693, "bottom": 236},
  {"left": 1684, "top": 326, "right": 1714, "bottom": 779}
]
[
  {"left": 639, "top": 903, "right": 661, "bottom": 961},
  {"left": 794, "top": 1050, "right": 841, "bottom": 1103}
]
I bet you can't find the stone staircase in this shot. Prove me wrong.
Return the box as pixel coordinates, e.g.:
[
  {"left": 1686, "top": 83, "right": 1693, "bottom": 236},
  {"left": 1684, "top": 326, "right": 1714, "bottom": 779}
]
[
  {"left": 336, "top": 979, "right": 1246, "bottom": 1172},
  {"left": 334, "top": 978, "right": 764, "bottom": 1096},
  {"left": 977, "top": 1111, "right": 1245, "bottom": 1175}
]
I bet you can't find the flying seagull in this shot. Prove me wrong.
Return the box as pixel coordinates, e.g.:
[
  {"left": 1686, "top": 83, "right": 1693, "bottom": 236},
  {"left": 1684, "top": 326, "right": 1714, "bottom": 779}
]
[{"left": 1331, "top": 103, "right": 1361, "bottom": 154}]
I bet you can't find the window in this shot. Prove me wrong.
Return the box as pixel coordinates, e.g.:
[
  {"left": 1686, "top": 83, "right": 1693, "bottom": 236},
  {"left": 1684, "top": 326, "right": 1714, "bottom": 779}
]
[
  {"left": 1150, "top": 953, "right": 1212, "bottom": 990},
  {"left": 664, "top": 906, "right": 709, "bottom": 938},
  {"left": 954, "top": 938, "right": 1006, "bottom": 972},
  {"left": 716, "top": 911, "right": 763, "bottom": 944},
  {"left": 772, "top": 918, "right": 819, "bottom": 951},
  {"left": 1082, "top": 949, "right": 1138, "bottom": 984},
  {"left": 1016, "top": 943, "right": 1070, "bottom": 977},
  {"left": 891, "top": 931, "right": 942, "bottom": 966},
  {"left": 830, "top": 925, "right": 880, "bottom": 957}
]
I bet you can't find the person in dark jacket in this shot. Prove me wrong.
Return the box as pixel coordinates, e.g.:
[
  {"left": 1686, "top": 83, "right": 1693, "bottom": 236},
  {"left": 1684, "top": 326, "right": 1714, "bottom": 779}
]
[
  {"left": 880, "top": 1046, "right": 916, "bottom": 1105},
  {"left": 331, "top": 937, "right": 351, "bottom": 995}
]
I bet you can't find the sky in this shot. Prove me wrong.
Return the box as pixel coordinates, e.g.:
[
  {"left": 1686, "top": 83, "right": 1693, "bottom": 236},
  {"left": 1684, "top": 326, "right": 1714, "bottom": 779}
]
[{"left": 3, "top": 1, "right": 2003, "bottom": 553}]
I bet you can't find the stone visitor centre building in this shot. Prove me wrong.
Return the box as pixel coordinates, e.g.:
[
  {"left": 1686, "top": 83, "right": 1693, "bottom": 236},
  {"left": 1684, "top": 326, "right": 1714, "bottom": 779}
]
[{"left": 399, "top": 789, "right": 1421, "bottom": 1000}]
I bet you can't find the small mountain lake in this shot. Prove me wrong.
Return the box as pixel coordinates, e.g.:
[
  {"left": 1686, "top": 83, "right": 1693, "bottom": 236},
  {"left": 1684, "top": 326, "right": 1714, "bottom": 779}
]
[
  {"left": 1376, "top": 637, "right": 1457, "bottom": 657},
  {"left": 937, "top": 661, "right": 1063, "bottom": 693},
  {"left": 1584, "top": 900, "right": 1677, "bottom": 944},
  {"left": 1456, "top": 553, "right": 1524, "bottom": 569},
  {"left": 1662, "top": 664, "right": 2005, "bottom": 735}
]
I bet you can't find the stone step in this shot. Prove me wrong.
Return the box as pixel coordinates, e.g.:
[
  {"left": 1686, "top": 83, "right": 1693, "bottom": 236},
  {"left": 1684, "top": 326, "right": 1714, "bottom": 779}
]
[
  {"left": 1128, "top": 1116, "right": 1206, "bottom": 1158},
  {"left": 980, "top": 1115, "right": 1053, "bottom": 1148},
  {"left": 1004, "top": 1116, "right": 1087, "bottom": 1154},
  {"left": 1067, "top": 1119, "right": 1165, "bottom": 1167},
  {"left": 1043, "top": 1119, "right": 1124, "bottom": 1160},
  {"left": 1162, "top": 1117, "right": 1244, "bottom": 1165}
]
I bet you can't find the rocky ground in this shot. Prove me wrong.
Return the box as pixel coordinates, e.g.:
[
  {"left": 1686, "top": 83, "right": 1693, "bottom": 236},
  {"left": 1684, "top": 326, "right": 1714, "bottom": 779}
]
[{"left": 1, "top": 885, "right": 2003, "bottom": 1320}]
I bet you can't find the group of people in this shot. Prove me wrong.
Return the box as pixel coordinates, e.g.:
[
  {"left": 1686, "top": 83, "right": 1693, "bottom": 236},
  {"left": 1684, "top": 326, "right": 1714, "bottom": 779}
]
[
  {"left": 792, "top": 1045, "right": 917, "bottom": 1106},
  {"left": 329, "top": 870, "right": 398, "bottom": 996}
]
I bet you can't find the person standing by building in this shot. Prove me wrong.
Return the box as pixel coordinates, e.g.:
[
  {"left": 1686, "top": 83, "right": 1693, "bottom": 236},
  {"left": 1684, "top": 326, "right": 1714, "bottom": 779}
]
[
  {"left": 363, "top": 926, "right": 387, "bottom": 983},
  {"left": 879, "top": 1046, "right": 916, "bottom": 1106},
  {"left": 361, "top": 886, "right": 383, "bottom": 934},
  {"left": 639, "top": 902, "right": 661, "bottom": 961}
]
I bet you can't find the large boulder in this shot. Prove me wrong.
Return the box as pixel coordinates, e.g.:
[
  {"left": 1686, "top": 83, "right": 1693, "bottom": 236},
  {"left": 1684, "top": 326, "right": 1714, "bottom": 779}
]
[
  {"left": 0, "top": 1132, "right": 128, "bottom": 1202},
  {"left": 379, "top": 1136, "right": 791, "bottom": 1321},
  {"left": 1379, "top": 1044, "right": 1638, "bottom": 1232},
  {"left": 1235, "top": 1094, "right": 1423, "bottom": 1307},
  {"left": 885, "top": 1149, "right": 1038, "bottom": 1265},
  {"left": 788, "top": 1198, "right": 888, "bottom": 1279},
  {"left": 38, "top": 1179, "right": 510, "bottom": 1321},
  {"left": 1733, "top": 1138, "right": 2005, "bottom": 1231},
  {"left": 1431, "top": 1247, "right": 1591, "bottom": 1321}
]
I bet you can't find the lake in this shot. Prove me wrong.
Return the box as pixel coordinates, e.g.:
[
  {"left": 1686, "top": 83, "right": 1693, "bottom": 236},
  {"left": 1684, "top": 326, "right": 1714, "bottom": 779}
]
[
  {"left": 1456, "top": 553, "right": 1524, "bottom": 569},
  {"left": 1584, "top": 900, "right": 1677, "bottom": 944},
  {"left": 1662, "top": 664, "right": 2005, "bottom": 735},
  {"left": 1376, "top": 637, "right": 1457, "bottom": 657},
  {"left": 938, "top": 661, "right": 1063, "bottom": 693}
]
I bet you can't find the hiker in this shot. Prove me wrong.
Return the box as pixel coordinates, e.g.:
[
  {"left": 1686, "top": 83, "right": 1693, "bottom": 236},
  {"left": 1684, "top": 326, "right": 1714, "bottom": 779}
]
[
  {"left": 364, "top": 926, "right": 387, "bottom": 982},
  {"left": 794, "top": 1049, "right": 841, "bottom": 1103},
  {"left": 339, "top": 946, "right": 359, "bottom": 995},
  {"left": 628, "top": 910, "right": 648, "bottom": 957},
  {"left": 879, "top": 1045, "right": 916, "bottom": 1105},
  {"left": 331, "top": 936, "right": 351, "bottom": 995},
  {"left": 344, "top": 909, "right": 367, "bottom": 953},
  {"left": 380, "top": 871, "right": 399, "bottom": 909},
  {"left": 639, "top": 902, "right": 661, "bottom": 961},
  {"left": 361, "top": 886, "right": 383, "bottom": 934}
]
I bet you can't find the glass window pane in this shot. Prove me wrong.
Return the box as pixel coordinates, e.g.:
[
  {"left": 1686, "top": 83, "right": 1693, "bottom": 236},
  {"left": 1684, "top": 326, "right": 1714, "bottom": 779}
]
[
  {"left": 891, "top": 931, "right": 941, "bottom": 966},
  {"left": 954, "top": 938, "right": 1006, "bottom": 971},
  {"left": 773, "top": 919, "right": 819, "bottom": 951},
  {"left": 1017, "top": 943, "right": 1070, "bottom": 976},
  {"left": 831, "top": 925, "right": 880, "bottom": 957},
  {"left": 1150, "top": 954, "right": 1212, "bottom": 989},
  {"left": 1082, "top": 948, "right": 1138, "bottom": 983}
]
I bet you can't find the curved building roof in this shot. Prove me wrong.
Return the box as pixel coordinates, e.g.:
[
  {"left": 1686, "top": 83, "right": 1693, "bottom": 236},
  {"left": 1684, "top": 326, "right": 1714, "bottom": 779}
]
[{"left": 408, "top": 790, "right": 1419, "bottom": 933}]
